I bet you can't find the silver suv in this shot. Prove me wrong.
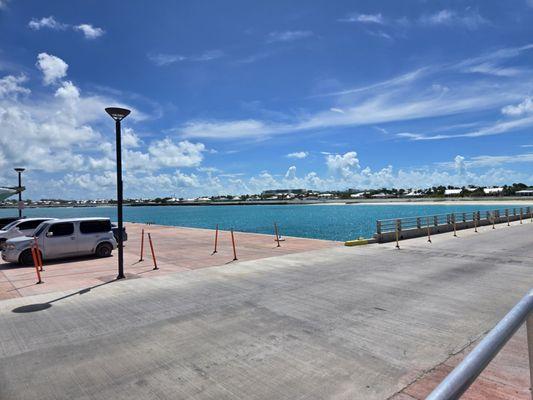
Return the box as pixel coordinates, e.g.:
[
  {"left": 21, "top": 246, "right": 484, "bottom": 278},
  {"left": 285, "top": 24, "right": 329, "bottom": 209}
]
[{"left": 2, "top": 218, "right": 117, "bottom": 265}]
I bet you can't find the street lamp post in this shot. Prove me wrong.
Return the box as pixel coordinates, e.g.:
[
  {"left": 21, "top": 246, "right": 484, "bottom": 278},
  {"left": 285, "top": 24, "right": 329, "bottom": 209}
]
[
  {"left": 105, "top": 107, "right": 131, "bottom": 280},
  {"left": 14, "top": 168, "right": 25, "bottom": 218}
]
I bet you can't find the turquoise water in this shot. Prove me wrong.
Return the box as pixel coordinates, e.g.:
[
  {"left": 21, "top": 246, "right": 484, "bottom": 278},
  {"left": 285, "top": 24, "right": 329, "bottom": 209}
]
[{"left": 0, "top": 203, "right": 525, "bottom": 241}]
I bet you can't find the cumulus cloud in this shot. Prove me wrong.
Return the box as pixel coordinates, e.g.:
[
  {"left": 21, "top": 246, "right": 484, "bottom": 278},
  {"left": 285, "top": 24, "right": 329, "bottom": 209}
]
[
  {"left": 454, "top": 155, "right": 466, "bottom": 175},
  {"left": 54, "top": 80, "right": 80, "bottom": 100},
  {"left": 287, "top": 151, "right": 308, "bottom": 159},
  {"left": 74, "top": 24, "right": 105, "bottom": 39},
  {"left": 0, "top": 74, "right": 30, "bottom": 98},
  {"left": 326, "top": 151, "right": 360, "bottom": 178},
  {"left": 28, "top": 16, "right": 67, "bottom": 30},
  {"left": 285, "top": 165, "right": 297, "bottom": 180},
  {"left": 36, "top": 53, "right": 68, "bottom": 85},
  {"left": 27, "top": 16, "right": 104, "bottom": 39},
  {"left": 148, "top": 139, "right": 205, "bottom": 168},
  {"left": 122, "top": 128, "right": 142, "bottom": 148}
]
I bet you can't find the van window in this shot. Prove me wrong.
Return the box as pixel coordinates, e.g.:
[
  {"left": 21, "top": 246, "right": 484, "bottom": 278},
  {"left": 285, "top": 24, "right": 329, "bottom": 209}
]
[
  {"left": 34, "top": 223, "right": 48, "bottom": 237},
  {"left": 2, "top": 220, "right": 20, "bottom": 230},
  {"left": 18, "top": 220, "right": 46, "bottom": 230},
  {"left": 80, "top": 220, "right": 111, "bottom": 234},
  {"left": 48, "top": 223, "right": 74, "bottom": 237}
]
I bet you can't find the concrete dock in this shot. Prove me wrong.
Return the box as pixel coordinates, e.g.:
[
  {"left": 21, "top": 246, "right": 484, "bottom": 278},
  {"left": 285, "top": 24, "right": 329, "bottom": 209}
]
[
  {"left": 0, "top": 223, "right": 338, "bottom": 299},
  {"left": 0, "top": 221, "right": 532, "bottom": 399}
]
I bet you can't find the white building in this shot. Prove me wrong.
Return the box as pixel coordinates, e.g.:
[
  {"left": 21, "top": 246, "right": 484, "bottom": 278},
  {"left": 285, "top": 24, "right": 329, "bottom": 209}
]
[
  {"left": 444, "top": 189, "right": 462, "bottom": 196},
  {"left": 483, "top": 187, "right": 504, "bottom": 195}
]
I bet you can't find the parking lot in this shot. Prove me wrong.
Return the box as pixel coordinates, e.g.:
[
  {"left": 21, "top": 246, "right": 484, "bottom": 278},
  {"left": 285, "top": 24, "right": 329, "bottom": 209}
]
[{"left": 0, "top": 222, "right": 339, "bottom": 299}]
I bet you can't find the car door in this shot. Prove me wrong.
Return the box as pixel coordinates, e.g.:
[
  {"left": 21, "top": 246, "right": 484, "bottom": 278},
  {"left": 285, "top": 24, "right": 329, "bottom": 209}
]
[
  {"left": 44, "top": 222, "right": 78, "bottom": 258},
  {"left": 78, "top": 220, "right": 112, "bottom": 254}
]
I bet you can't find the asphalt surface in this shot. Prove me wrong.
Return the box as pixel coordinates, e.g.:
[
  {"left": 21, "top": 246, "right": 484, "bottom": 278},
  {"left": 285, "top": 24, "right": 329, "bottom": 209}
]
[{"left": 0, "top": 222, "right": 532, "bottom": 399}]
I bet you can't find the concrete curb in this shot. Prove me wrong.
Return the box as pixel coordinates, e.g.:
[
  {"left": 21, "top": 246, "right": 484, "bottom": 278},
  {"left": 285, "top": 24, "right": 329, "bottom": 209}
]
[{"left": 344, "top": 238, "right": 377, "bottom": 246}]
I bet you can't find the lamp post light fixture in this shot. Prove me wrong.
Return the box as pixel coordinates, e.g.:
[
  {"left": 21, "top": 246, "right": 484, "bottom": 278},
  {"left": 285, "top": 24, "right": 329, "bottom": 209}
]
[
  {"left": 14, "top": 168, "right": 25, "bottom": 218},
  {"left": 105, "top": 107, "right": 131, "bottom": 280}
]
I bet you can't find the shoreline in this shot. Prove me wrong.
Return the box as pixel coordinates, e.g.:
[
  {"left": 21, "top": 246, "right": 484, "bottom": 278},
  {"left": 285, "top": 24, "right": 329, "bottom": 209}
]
[
  {"left": 2, "top": 197, "right": 533, "bottom": 209},
  {"left": 0, "top": 197, "right": 533, "bottom": 210}
]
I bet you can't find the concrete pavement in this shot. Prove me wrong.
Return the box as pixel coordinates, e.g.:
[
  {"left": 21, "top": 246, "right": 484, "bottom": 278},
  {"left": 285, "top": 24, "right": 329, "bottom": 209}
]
[
  {"left": 0, "top": 222, "right": 338, "bottom": 299},
  {"left": 0, "top": 221, "right": 532, "bottom": 399}
]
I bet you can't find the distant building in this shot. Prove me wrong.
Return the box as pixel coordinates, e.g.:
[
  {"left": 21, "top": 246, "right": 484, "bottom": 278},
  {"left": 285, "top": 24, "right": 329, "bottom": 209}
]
[
  {"left": 371, "top": 192, "right": 393, "bottom": 198},
  {"left": 350, "top": 192, "right": 367, "bottom": 198},
  {"left": 444, "top": 189, "right": 462, "bottom": 196},
  {"left": 262, "top": 189, "right": 308, "bottom": 196},
  {"left": 516, "top": 189, "right": 533, "bottom": 196},
  {"left": 483, "top": 187, "right": 504, "bottom": 195}
]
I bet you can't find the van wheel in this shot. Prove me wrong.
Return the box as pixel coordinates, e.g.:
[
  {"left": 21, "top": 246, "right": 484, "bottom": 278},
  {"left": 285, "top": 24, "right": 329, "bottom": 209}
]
[
  {"left": 0, "top": 239, "right": 6, "bottom": 250},
  {"left": 95, "top": 243, "right": 112, "bottom": 258},
  {"left": 19, "top": 249, "right": 35, "bottom": 266}
]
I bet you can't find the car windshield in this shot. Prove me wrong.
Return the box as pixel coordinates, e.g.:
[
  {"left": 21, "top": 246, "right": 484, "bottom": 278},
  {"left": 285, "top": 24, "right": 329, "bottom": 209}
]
[
  {"left": 33, "top": 223, "right": 48, "bottom": 237},
  {"left": 2, "top": 220, "right": 20, "bottom": 230}
]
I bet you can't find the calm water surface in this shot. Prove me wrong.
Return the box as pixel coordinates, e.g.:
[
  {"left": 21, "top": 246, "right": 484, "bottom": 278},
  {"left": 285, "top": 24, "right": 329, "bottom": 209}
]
[{"left": 0, "top": 203, "right": 524, "bottom": 241}]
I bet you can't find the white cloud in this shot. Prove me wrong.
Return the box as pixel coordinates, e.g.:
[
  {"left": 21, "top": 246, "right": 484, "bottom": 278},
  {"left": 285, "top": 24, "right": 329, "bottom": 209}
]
[
  {"left": 0, "top": 74, "right": 30, "bottom": 98},
  {"left": 502, "top": 97, "right": 533, "bottom": 116},
  {"left": 454, "top": 155, "right": 466, "bottom": 175},
  {"left": 439, "top": 152, "right": 533, "bottom": 169},
  {"left": 27, "top": 17, "right": 104, "bottom": 39},
  {"left": 0, "top": 0, "right": 9, "bottom": 9},
  {"left": 122, "top": 128, "right": 142, "bottom": 148},
  {"left": 285, "top": 165, "right": 297, "bottom": 180},
  {"left": 148, "top": 50, "right": 224, "bottom": 66},
  {"left": 399, "top": 116, "right": 533, "bottom": 140},
  {"left": 28, "top": 16, "right": 67, "bottom": 30},
  {"left": 54, "top": 80, "right": 80, "bottom": 100},
  {"left": 287, "top": 151, "right": 308, "bottom": 159},
  {"left": 176, "top": 45, "right": 533, "bottom": 141},
  {"left": 36, "top": 53, "right": 68, "bottom": 85},
  {"left": 326, "top": 151, "right": 360, "bottom": 178},
  {"left": 340, "top": 13, "right": 384, "bottom": 24},
  {"left": 74, "top": 24, "right": 105, "bottom": 39},
  {"left": 266, "top": 30, "right": 313, "bottom": 43},
  {"left": 420, "top": 9, "right": 489, "bottom": 30},
  {"left": 148, "top": 139, "right": 205, "bottom": 167}
]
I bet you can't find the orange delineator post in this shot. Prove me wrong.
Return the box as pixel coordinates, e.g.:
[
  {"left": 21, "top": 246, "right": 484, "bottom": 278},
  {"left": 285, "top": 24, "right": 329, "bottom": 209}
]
[
  {"left": 139, "top": 228, "right": 145, "bottom": 261},
  {"left": 213, "top": 224, "right": 219, "bottom": 254},
  {"left": 31, "top": 246, "right": 43, "bottom": 284},
  {"left": 33, "top": 237, "right": 43, "bottom": 271},
  {"left": 274, "top": 223, "right": 281, "bottom": 247},
  {"left": 426, "top": 217, "right": 431, "bottom": 243},
  {"left": 231, "top": 229, "right": 238, "bottom": 261},
  {"left": 147, "top": 233, "right": 158, "bottom": 270}
]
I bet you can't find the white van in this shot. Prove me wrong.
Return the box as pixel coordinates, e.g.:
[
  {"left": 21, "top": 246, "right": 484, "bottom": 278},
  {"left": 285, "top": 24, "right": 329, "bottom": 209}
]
[
  {"left": 0, "top": 218, "right": 55, "bottom": 248},
  {"left": 2, "top": 218, "right": 117, "bottom": 265}
]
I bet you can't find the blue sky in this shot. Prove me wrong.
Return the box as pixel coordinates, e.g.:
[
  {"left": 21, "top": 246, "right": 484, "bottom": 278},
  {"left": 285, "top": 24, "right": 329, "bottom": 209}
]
[{"left": 1, "top": 0, "right": 533, "bottom": 199}]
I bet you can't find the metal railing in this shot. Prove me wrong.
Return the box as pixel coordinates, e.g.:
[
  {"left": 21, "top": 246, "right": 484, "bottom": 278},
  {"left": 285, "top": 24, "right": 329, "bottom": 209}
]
[
  {"left": 376, "top": 207, "right": 532, "bottom": 236},
  {"left": 426, "top": 290, "right": 533, "bottom": 399}
]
